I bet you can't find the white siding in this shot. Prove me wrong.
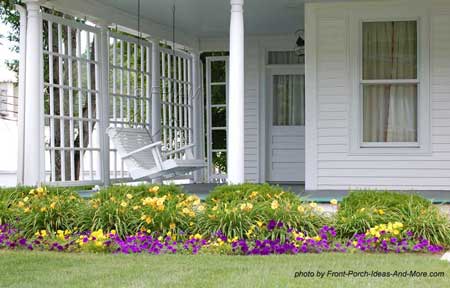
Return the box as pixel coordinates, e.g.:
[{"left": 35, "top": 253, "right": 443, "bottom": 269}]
[
  {"left": 306, "top": 0, "right": 450, "bottom": 191},
  {"left": 244, "top": 40, "right": 259, "bottom": 182}
]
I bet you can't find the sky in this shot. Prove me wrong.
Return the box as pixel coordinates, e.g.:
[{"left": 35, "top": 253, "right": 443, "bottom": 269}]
[{"left": 0, "top": 22, "right": 18, "bottom": 82}]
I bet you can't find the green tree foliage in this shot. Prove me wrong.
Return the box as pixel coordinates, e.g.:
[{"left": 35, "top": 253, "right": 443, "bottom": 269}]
[{"left": 0, "top": 0, "right": 20, "bottom": 76}]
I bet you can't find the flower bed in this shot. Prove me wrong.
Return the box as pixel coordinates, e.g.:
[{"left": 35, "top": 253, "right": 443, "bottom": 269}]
[
  {"left": 0, "top": 185, "right": 448, "bottom": 256},
  {"left": 0, "top": 221, "right": 444, "bottom": 255}
]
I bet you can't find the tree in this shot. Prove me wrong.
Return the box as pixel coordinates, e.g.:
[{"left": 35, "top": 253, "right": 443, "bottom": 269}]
[{"left": 0, "top": 0, "right": 20, "bottom": 76}]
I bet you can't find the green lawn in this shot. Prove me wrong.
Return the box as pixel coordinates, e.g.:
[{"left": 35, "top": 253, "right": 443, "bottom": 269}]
[{"left": 0, "top": 251, "right": 448, "bottom": 288}]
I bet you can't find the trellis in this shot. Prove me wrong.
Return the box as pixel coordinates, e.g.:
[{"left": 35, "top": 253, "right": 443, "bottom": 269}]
[
  {"left": 42, "top": 13, "right": 101, "bottom": 183},
  {"left": 109, "top": 32, "right": 152, "bottom": 180},
  {"left": 40, "top": 12, "right": 196, "bottom": 185},
  {"left": 160, "top": 47, "right": 194, "bottom": 160}
]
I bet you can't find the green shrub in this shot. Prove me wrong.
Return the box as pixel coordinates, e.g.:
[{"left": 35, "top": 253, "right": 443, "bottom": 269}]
[
  {"left": 198, "top": 184, "right": 330, "bottom": 240},
  {"left": 78, "top": 184, "right": 196, "bottom": 238},
  {"left": 336, "top": 191, "right": 450, "bottom": 245},
  {"left": 5, "top": 187, "right": 85, "bottom": 237},
  {"left": 206, "top": 183, "right": 299, "bottom": 204}
]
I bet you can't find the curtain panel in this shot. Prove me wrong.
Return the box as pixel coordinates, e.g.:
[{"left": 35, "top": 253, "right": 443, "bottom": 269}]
[
  {"left": 362, "top": 21, "right": 418, "bottom": 143},
  {"left": 273, "top": 75, "right": 305, "bottom": 126}
]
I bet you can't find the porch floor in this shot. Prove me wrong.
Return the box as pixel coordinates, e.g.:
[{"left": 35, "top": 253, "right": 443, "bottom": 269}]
[{"left": 181, "top": 183, "right": 450, "bottom": 204}]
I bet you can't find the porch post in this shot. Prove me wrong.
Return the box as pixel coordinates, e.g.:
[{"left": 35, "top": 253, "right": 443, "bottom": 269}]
[
  {"left": 228, "top": 0, "right": 245, "bottom": 184},
  {"left": 191, "top": 51, "right": 203, "bottom": 182},
  {"left": 96, "top": 22, "right": 111, "bottom": 186},
  {"left": 151, "top": 39, "right": 162, "bottom": 183},
  {"left": 22, "top": 0, "right": 44, "bottom": 186},
  {"left": 151, "top": 39, "right": 161, "bottom": 141},
  {"left": 16, "top": 4, "right": 27, "bottom": 185}
]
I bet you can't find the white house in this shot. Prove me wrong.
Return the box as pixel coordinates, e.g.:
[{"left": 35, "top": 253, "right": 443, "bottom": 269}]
[{"left": 15, "top": 0, "right": 450, "bottom": 192}]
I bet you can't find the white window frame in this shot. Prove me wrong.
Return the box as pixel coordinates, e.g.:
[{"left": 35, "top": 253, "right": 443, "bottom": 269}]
[
  {"left": 205, "top": 56, "right": 229, "bottom": 183},
  {"left": 350, "top": 14, "right": 431, "bottom": 155}
]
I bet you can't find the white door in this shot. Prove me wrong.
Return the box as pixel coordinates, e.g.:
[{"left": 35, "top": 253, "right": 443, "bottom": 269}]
[{"left": 268, "top": 66, "right": 305, "bottom": 182}]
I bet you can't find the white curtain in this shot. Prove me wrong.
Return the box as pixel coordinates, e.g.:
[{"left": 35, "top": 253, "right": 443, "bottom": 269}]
[
  {"left": 362, "top": 21, "right": 417, "bottom": 142},
  {"left": 273, "top": 75, "right": 305, "bottom": 126}
]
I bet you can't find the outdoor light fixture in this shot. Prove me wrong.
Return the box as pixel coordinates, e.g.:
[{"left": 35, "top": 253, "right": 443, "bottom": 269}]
[{"left": 295, "top": 29, "right": 305, "bottom": 57}]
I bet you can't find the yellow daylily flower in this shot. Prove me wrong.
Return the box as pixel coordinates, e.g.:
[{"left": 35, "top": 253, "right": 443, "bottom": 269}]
[
  {"left": 330, "top": 199, "right": 338, "bottom": 205},
  {"left": 249, "top": 191, "right": 259, "bottom": 199},
  {"left": 240, "top": 202, "right": 253, "bottom": 212},
  {"left": 149, "top": 186, "right": 160, "bottom": 193},
  {"left": 126, "top": 194, "right": 133, "bottom": 199},
  {"left": 271, "top": 200, "right": 279, "bottom": 210}
]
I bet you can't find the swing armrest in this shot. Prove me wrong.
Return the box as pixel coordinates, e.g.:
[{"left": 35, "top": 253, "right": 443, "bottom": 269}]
[
  {"left": 164, "top": 144, "right": 195, "bottom": 157},
  {"left": 122, "top": 142, "right": 162, "bottom": 159}
]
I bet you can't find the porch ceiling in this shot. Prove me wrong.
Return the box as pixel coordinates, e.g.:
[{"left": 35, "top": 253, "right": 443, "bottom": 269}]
[
  {"left": 46, "top": 0, "right": 308, "bottom": 47},
  {"left": 95, "top": 0, "right": 305, "bottom": 37},
  {"left": 46, "top": 0, "right": 380, "bottom": 48}
]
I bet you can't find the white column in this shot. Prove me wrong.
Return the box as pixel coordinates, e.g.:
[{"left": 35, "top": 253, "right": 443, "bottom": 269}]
[
  {"left": 151, "top": 39, "right": 161, "bottom": 142},
  {"left": 151, "top": 39, "right": 162, "bottom": 184},
  {"left": 96, "top": 22, "right": 111, "bottom": 186},
  {"left": 23, "top": 0, "right": 44, "bottom": 186},
  {"left": 228, "top": 0, "right": 245, "bottom": 184},
  {"left": 16, "top": 4, "right": 27, "bottom": 185},
  {"left": 191, "top": 52, "right": 203, "bottom": 182}
]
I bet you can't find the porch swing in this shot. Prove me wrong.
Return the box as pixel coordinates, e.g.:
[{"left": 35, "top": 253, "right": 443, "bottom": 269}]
[{"left": 107, "top": 1, "right": 206, "bottom": 181}]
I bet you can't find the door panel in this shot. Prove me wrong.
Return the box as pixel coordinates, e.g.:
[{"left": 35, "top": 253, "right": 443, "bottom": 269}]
[{"left": 268, "top": 69, "right": 305, "bottom": 182}]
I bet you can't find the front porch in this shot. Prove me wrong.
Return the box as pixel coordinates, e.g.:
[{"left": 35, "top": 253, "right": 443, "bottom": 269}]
[
  {"left": 17, "top": 0, "right": 308, "bottom": 188},
  {"left": 15, "top": 0, "right": 450, "bottom": 193}
]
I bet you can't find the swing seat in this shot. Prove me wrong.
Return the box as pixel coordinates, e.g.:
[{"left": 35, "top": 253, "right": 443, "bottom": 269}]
[{"left": 107, "top": 127, "right": 206, "bottom": 181}]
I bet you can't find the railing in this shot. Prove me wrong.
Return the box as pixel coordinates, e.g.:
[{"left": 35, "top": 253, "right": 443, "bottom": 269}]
[{"left": 0, "top": 94, "right": 18, "bottom": 121}]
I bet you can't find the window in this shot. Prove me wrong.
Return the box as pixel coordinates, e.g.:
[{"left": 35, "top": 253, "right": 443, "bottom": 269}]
[
  {"left": 268, "top": 51, "right": 304, "bottom": 65},
  {"left": 272, "top": 74, "right": 305, "bottom": 126},
  {"left": 361, "top": 20, "right": 418, "bottom": 144}
]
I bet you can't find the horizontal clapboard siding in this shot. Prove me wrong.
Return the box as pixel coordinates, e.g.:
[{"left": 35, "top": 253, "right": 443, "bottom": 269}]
[
  {"left": 244, "top": 40, "right": 259, "bottom": 182},
  {"left": 310, "top": 0, "right": 450, "bottom": 191}
]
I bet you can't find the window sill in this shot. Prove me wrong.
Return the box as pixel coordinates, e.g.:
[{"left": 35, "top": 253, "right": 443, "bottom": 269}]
[
  {"left": 360, "top": 142, "right": 420, "bottom": 148},
  {"left": 349, "top": 144, "right": 432, "bottom": 156}
]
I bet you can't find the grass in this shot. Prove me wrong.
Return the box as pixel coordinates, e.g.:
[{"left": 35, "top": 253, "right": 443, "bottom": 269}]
[{"left": 0, "top": 251, "right": 448, "bottom": 288}]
